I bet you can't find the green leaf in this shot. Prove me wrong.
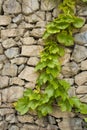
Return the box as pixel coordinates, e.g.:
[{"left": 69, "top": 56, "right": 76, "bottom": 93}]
[
  {"left": 38, "top": 104, "right": 53, "bottom": 116},
  {"left": 57, "top": 32, "right": 74, "bottom": 46},
  {"left": 58, "top": 46, "right": 65, "bottom": 56},
  {"left": 43, "top": 31, "right": 51, "bottom": 39},
  {"left": 84, "top": 118, "right": 87, "bottom": 122},
  {"left": 35, "top": 61, "right": 47, "bottom": 71},
  {"left": 15, "top": 97, "right": 29, "bottom": 115},
  {"left": 45, "top": 86, "right": 54, "bottom": 98},
  {"left": 58, "top": 80, "right": 70, "bottom": 91},
  {"left": 46, "top": 67, "right": 59, "bottom": 77},
  {"left": 69, "top": 97, "right": 81, "bottom": 108},
  {"left": 73, "top": 17, "right": 85, "bottom": 28},
  {"left": 28, "top": 100, "right": 40, "bottom": 110}
]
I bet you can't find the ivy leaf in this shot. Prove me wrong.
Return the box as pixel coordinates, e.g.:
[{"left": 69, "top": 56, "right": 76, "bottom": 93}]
[
  {"left": 15, "top": 97, "right": 29, "bottom": 115},
  {"left": 46, "top": 67, "right": 59, "bottom": 77},
  {"left": 58, "top": 80, "right": 70, "bottom": 91},
  {"left": 38, "top": 104, "right": 53, "bottom": 116},
  {"left": 58, "top": 46, "right": 65, "bottom": 56},
  {"left": 57, "top": 22, "right": 69, "bottom": 30},
  {"left": 45, "top": 86, "right": 54, "bottom": 98},
  {"left": 43, "top": 31, "right": 51, "bottom": 39},
  {"left": 84, "top": 118, "right": 87, "bottom": 122},
  {"left": 82, "top": 0, "right": 87, "bottom": 2},
  {"left": 79, "top": 103, "right": 87, "bottom": 114},
  {"left": 69, "top": 97, "right": 81, "bottom": 108},
  {"left": 73, "top": 17, "right": 85, "bottom": 28},
  {"left": 28, "top": 100, "right": 40, "bottom": 110},
  {"left": 35, "top": 61, "right": 47, "bottom": 71},
  {"left": 57, "top": 32, "right": 74, "bottom": 46}
]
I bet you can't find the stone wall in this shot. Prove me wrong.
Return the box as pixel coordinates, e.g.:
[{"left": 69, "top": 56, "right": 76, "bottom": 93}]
[{"left": 0, "top": 0, "right": 87, "bottom": 130}]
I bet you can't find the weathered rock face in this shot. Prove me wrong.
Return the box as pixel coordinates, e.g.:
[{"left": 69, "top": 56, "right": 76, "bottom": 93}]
[{"left": 0, "top": 0, "right": 87, "bottom": 130}]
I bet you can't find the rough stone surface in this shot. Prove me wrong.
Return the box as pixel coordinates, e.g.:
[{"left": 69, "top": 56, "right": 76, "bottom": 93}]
[
  {"left": 3, "top": 0, "right": 21, "bottom": 14},
  {"left": 62, "top": 62, "right": 79, "bottom": 77},
  {"left": 0, "top": 15, "right": 11, "bottom": 25},
  {"left": 71, "top": 45, "right": 87, "bottom": 63},
  {"left": 27, "top": 57, "right": 39, "bottom": 66},
  {"left": 81, "top": 60, "right": 87, "bottom": 70},
  {"left": 11, "top": 57, "right": 27, "bottom": 65},
  {"left": 9, "top": 125, "right": 19, "bottom": 130},
  {"left": 22, "top": 0, "right": 39, "bottom": 15},
  {"left": 41, "top": 0, "right": 58, "bottom": 11},
  {"left": 2, "top": 86, "right": 24, "bottom": 102},
  {"left": 21, "top": 37, "right": 36, "bottom": 45},
  {"left": 10, "top": 77, "right": 24, "bottom": 86},
  {"left": 21, "top": 45, "right": 43, "bottom": 57},
  {"left": 18, "top": 66, "right": 38, "bottom": 82},
  {"left": 1, "top": 29, "right": 24, "bottom": 38},
  {"left": 2, "top": 63, "right": 17, "bottom": 77},
  {"left": 30, "top": 28, "right": 45, "bottom": 38},
  {"left": 5, "top": 47, "right": 19, "bottom": 59},
  {"left": 17, "top": 115, "right": 34, "bottom": 123},
  {"left": 76, "top": 86, "right": 87, "bottom": 94},
  {"left": 0, "top": 109, "right": 15, "bottom": 116},
  {"left": 75, "top": 71, "right": 87, "bottom": 86},
  {"left": 6, "top": 114, "right": 17, "bottom": 123},
  {"left": 21, "top": 124, "right": 40, "bottom": 130},
  {"left": 0, "top": 44, "right": 3, "bottom": 54},
  {"left": 0, "top": 76, "right": 9, "bottom": 88},
  {"left": 2, "top": 38, "right": 16, "bottom": 49}
]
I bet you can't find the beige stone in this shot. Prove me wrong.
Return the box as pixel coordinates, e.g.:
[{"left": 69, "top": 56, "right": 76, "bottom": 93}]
[
  {"left": 3, "top": 0, "right": 21, "bottom": 14},
  {"left": 60, "top": 53, "right": 70, "bottom": 65},
  {"left": 80, "top": 95, "right": 87, "bottom": 103},
  {"left": 2, "top": 38, "right": 16, "bottom": 49},
  {"left": 2, "top": 86, "right": 24, "bottom": 102},
  {"left": 0, "top": 93, "right": 1, "bottom": 105},
  {"left": 22, "top": 0, "right": 39, "bottom": 15},
  {"left": 31, "top": 28, "right": 45, "bottom": 38},
  {"left": 68, "top": 87, "right": 76, "bottom": 97},
  {"left": 0, "top": 44, "right": 3, "bottom": 54},
  {"left": 2, "top": 63, "right": 17, "bottom": 77},
  {"left": 10, "top": 77, "right": 24, "bottom": 86},
  {"left": 81, "top": 60, "right": 87, "bottom": 70},
  {"left": 0, "top": 109, "right": 15, "bottom": 116},
  {"left": 0, "top": 15, "right": 11, "bottom": 25},
  {"left": 76, "top": 86, "right": 87, "bottom": 94},
  {"left": 17, "top": 115, "right": 34, "bottom": 123},
  {"left": 27, "top": 57, "right": 39, "bottom": 66},
  {"left": 1, "top": 29, "right": 24, "bottom": 38},
  {"left": 75, "top": 71, "right": 87, "bottom": 86},
  {"left": 11, "top": 57, "right": 27, "bottom": 65},
  {"left": 0, "top": 76, "right": 9, "bottom": 88},
  {"left": 21, "top": 37, "right": 36, "bottom": 45},
  {"left": 21, "top": 45, "right": 43, "bottom": 57},
  {"left": 25, "top": 82, "right": 35, "bottom": 89},
  {"left": 18, "top": 66, "right": 38, "bottom": 82},
  {"left": 51, "top": 107, "right": 74, "bottom": 118}
]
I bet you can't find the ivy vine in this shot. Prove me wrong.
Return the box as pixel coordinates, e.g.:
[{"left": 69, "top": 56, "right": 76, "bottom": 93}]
[{"left": 15, "top": 0, "right": 87, "bottom": 121}]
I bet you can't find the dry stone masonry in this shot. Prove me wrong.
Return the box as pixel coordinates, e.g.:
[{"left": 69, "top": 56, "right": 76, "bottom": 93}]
[{"left": 0, "top": 0, "right": 87, "bottom": 130}]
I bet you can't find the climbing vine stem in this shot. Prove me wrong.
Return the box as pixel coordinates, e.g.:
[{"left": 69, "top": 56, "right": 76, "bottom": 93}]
[{"left": 15, "top": 0, "right": 87, "bottom": 121}]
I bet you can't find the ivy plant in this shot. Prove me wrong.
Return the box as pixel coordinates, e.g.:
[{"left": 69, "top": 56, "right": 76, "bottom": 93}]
[{"left": 15, "top": 0, "right": 87, "bottom": 120}]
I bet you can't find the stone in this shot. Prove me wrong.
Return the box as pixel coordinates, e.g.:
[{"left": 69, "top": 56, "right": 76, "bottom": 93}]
[
  {"left": 80, "top": 95, "right": 87, "bottom": 103},
  {"left": 17, "top": 115, "right": 34, "bottom": 123},
  {"left": 25, "top": 11, "right": 45, "bottom": 23},
  {"left": 0, "top": 63, "right": 3, "bottom": 69},
  {"left": 10, "top": 77, "right": 24, "bottom": 86},
  {"left": 2, "top": 38, "right": 16, "bottom": 49},
  {"left": 19, "top": 22, "right": 34, "bottom": 29},
  {"left": 81, "top": 60, "right": 87, "bottom": 70},
  {"left": 41, "top": 0, "right": 58, "bottom": 11},
  {"left": 51, "top": 107, "right": 74, "bottom": 118},
  {"left": 5, "top": 47, "right": 19, "bottom": 59},
  {"left": 74, "top": 31, "right": 87, "bottom": 45},
  {"left": 21, "top": 37, "right": 36, "bottom": 45},
  {"left": 13, "top": 14, "right": 22, "bottom": 23},
  {"left": 0, "top": 15, "right": 11, "bottom": 25},
  {"left": 78, "top": 6, "right": 87, "bottom": 16},
  {"left": 1, "top": 29, "right": 24, "bottom": 38},
  {"left": 2, "top": 63, "right": 17, "bottom": 77},
  {"left": 7, "top": 23, "right": 17, "bottom": 29},
  {"left": 21, "top": 124, "right": 40, "bottom": 130},
  {"left": 30, "top": 28, "right": 45, "bottom": 38},
  {"left": 18, "top": 64, "right": 25, "bottom": 74},
  {"left": 46, "top": 12, "right": 52, "bottom": 21},
  {"left": 6, "top": 114, "right": 17, "bottom": 123},
  {"left": 2, "top": 86, "right": 24, "bottom": 102},
  {"left": 21, "top": 45, "right": 43, "bottom": 57},
  {"left": 47, "top": 124, "right": 58, "bottom": 130},
  {"left": 75, "top": 71, "right": 87, "bottom": 86},
  {"left": 18, "top": 66, "right": 38, "bottom": 82},
  {"left": 68, "top": 87, "right": 76, "bottom": 97},
  {"left": 22, "top": 0, "right": 39, "bottom": 15},
  {"left": 11, "top": 57, "right": 27, "bottom": 65},
  {"left": 35, "top": 117, "right": 47, "bottom": 127},
  {"left": 48, "top": 116, "right": 56, "bottom": 125},
  {"left": 9, "top": 125, "right": 19, "bottom": 130},
  {"left": 0, "top": 108, "right": 15, "bottom": 116},
  {"left": 0, "top": 55, "right": 7, "bottom": 63},
  {"left": 0, "top": 76, "right": 9, "bottom": 88},
  {"left": 0, "top": 44, "right": 3, "bottom": 54},
  {"left": 3, "top": 0, "right": 21, "bottom": 14},
  {"left": 60, "top": 53, "right": 70, "bottom": 65},
  {"left": 0, "top": 0, "right": 3, "bottom": 14},
  {"left": 0, "top": 93, "right": 1, "bottom": 105},
  {"left": 25, "top": 82, "right": 35, "bottom": 89},
  {"left": 53, "top": 7, "right": 60, "bottom": 18},
  {"left": 76, "top": 86, "right": 87, "bottom": 94},
  {"left": 64, "top": 78, "right": 74, "bottom": 85},
  {"left": 27, "top": 57, "right": 39, "bottom": 66},
  {"left": 0, "top": 121, "right": 8, "bottom": 130},
  {"left": 58, "top": 118, "right": 82, "bottom": 130},
  {"left": 71, "top": 45, "right": 87, "bottom": 62},
  {"left": 62, "top": 62, "right": 79, "bottom": 77}
]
